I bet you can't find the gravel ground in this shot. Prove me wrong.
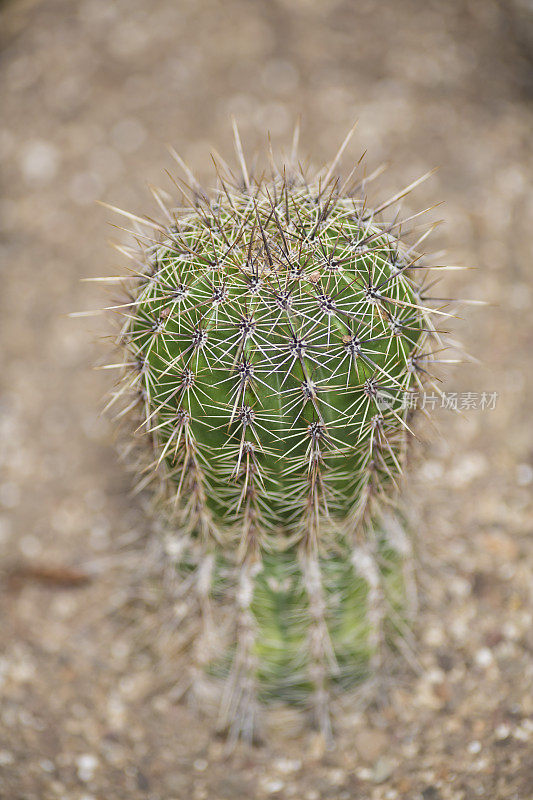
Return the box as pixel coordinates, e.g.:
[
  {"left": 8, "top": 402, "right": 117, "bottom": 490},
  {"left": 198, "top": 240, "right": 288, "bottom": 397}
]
[{"left": 1, "top": 1, "right": 532, "bottom": 798}]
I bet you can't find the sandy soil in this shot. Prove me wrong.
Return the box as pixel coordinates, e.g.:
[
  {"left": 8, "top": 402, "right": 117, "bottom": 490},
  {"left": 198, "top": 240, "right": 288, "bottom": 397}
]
[{"left": 1, "top": 0, "right": 532, "bottom": 797}]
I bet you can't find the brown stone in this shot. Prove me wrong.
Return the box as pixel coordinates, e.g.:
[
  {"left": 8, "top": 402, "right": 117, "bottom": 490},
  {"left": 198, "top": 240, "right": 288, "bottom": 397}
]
[{"left": 354, "top": 729, "right": 389, "bottom": 763}]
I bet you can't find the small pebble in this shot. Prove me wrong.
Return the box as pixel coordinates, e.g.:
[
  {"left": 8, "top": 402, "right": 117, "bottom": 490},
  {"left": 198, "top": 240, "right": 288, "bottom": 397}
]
[
  {"left": 354, "top": 729, "right": 389, "bottom": 762},
  {"left": 76, "top": 754, "right": 98, "bottom": 782},
  {"left": 371, "top": 757, "right": 395, "bottom": 783},
  {"left": 327, "top": 768, "right": 346, "bottom": 786},
  {"left": 513, "top": 725, "right": 531, "bottom": 742},
  {"left": 495, "top": 724, "right": 510, "bottom": 740},
  {"left": 516, "top": 463, "right": 533, "bottom": 486},
  {"left": 259, "top": 776, "right": 285, "bottom": 794},
  {"left": 20, "top": 140, "right": 59, "bottom": 183},
  {"left": 0, "top": 751, "right": 14, "bottom": 766},
  {"left": 273, "top": 758, "right": 301, "bottom": 775},
  {"left": 475, "top": 648, "right": 494, "bottom": 668}
]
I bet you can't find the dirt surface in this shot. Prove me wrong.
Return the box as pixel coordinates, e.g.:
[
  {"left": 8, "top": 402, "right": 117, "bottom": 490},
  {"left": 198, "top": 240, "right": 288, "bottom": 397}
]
[{"left": 1, "top": 0, "right": 533, "bottom": 798}]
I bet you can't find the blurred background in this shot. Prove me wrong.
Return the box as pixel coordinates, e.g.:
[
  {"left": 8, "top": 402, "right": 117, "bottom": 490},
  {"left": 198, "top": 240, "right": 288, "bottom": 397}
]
[{"left": 1, "top": 0, "right": 532, "bottom": 797}]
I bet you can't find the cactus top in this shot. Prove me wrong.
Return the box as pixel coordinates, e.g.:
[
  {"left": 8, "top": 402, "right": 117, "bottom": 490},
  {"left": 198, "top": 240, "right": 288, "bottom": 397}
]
[{"left": 114, "top": 152, "right": 438, "bottom": 563}]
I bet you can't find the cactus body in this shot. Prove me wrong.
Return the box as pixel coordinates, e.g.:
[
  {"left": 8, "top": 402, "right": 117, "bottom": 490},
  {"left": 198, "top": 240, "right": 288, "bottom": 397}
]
[{"left": 107, "top": 133, "right": 446, "bottom": 739}]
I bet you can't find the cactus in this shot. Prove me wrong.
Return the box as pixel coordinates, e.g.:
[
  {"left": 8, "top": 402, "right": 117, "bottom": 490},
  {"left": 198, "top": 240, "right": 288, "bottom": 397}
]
[{"left": 104, "top": 126, "right": 452, "bottom": 742}]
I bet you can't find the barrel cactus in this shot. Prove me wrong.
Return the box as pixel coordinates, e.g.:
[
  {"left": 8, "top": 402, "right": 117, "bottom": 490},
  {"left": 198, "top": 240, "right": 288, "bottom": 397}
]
[{"left": 104, "top": 126, "right": 451, "bottom": 742}]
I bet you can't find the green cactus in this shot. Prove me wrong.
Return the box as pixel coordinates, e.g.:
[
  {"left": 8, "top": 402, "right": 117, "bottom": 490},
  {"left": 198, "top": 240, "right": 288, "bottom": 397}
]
[{"left": 104, "top": 127, "right": 449, "bottom": 742}]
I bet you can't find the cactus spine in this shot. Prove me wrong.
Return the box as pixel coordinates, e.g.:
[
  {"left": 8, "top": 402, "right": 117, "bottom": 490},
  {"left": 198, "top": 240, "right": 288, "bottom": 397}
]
[{"left": 104, "top": 127, "right": 450, "bottom": 741}]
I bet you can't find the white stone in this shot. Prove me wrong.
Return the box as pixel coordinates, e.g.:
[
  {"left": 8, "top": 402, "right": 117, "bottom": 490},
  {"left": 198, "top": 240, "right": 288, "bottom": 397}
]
[
  {"left": 76, "top": 753, "right": 98, "bottom": 782},
  {"left": 475, "top": 648, "right": 494, "bottom": 668},
  {"left": 273, "top": 758, "right": 301, "bottom": 775},
  {"left": 517, "top": 463, "right": 533, "bottom": 486},
  {"left": 259, "top": 776, "right": 285, "bottom": 794},
  {"left": 21, "top": 140, "right": 59, "bottom": 183}
]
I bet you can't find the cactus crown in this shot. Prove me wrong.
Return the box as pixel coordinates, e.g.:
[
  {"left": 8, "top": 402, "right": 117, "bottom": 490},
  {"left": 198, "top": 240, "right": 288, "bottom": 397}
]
[{"left": 105, "top": 126, "right": 450, "bottom": 742}]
